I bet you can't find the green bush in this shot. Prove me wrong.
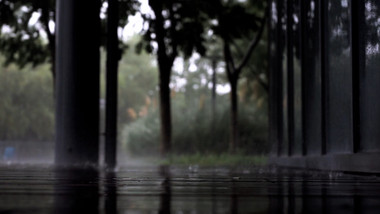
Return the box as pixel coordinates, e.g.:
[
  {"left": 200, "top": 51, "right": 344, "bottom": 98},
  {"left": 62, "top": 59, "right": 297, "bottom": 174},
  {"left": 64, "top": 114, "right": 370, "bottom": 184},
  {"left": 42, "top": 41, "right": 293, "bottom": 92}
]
[
  {"left": 0, "top": 63, "right": 54, "bottom": 141},
  {"left": 121, "top": 109, "right": 161, "bottom": 155},
  {"left": 122, "top": 98, "right": 269, "bottom": 156}
]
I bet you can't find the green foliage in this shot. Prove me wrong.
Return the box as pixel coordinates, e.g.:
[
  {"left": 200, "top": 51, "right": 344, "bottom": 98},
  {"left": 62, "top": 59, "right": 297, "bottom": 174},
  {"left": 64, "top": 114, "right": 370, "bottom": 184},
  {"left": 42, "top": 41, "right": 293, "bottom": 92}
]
[
  {"left": 139, "top": 0, "right": 219, "bottom": 58},
  {"left": 122, "top": 97, "right": 269, "bottom": 156},
  {"left": 212, "top": 1, "right": 262, "bottom": 42},
  {"left": 0, "top": 0, "right": 53, "bottom": 68},
  {"left": 122, "top": 32, "right": 269, "bottom": 156},
  {"left": 0, "top": 36, "right": 157, "bottom": 141},
  {"left": 0, "top": 58, "right": 54, "bottom": 141},
  {"left": 116, "top": 37, "right": 158, "bottom": 125},
  {"left": 121, "top": 108, "right": 161, "bottom": 155},
  {"left": 0, "top": 0, "right": 140, "bottom": 69}
]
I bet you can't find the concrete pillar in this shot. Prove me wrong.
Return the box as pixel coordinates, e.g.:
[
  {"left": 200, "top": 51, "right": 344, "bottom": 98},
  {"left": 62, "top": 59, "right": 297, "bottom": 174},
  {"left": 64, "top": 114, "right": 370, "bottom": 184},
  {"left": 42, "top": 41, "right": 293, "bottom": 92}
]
[
  {"left": 55, "top": 0, "right": 101, "bottom": 167},
  {"left": 105, "top": 0, "right": 119, "bottom": 168}
]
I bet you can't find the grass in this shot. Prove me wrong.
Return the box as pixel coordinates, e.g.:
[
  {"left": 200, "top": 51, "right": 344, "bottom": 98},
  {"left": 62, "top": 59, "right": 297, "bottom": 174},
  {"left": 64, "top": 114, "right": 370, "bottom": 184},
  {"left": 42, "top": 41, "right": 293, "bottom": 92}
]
[{"left": 159, "top": 153, "right": 267, "bottom": 166}]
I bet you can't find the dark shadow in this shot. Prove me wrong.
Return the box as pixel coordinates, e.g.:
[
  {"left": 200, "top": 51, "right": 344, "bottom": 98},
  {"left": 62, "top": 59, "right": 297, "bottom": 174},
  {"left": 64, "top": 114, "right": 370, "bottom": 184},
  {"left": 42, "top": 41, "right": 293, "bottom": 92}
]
[
  {"left": 158, "top": 165, "right": 171, "bottom": 214},
  {"left": 266, "top": 171, "right": 380, "bottom": 214},
  {"left": 211, "top": 171, "right": 217, "bottom": 214},
  {"left": 54, "top": 168, "right": 99, "bottom": 214},
  {"left": 105, "top": 171, "right": 117, "bottom": 214},
  {"left": 302, "top": 174, "right": 324, "bottom": 214},
  {"left": 267, "top": 174, "right": 284, "bottom": 214},
  {"left": 230, "top": 179, "right": 238, "bottom": 214}
]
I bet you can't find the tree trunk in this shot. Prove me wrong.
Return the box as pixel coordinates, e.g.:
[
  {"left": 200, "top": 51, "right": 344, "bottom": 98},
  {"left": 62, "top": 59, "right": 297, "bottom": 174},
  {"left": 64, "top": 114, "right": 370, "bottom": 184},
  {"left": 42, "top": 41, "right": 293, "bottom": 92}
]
[
  {"left": 211, "top": 60, "right": 217, "bottom": 146},
  {"left": 230, "top": 76, "right": 239, "bottom": 152},
  {"left": 159, "top": 65, "right": 172, "bottom": 156},
  {"left": 150, "top": 0, "right": 173, "bottom": 156},
  {"left": 51, "top": 54, "right": 56, "bottom": 94},
  {"left": 49, "top": 38, "right": 56, "bottom": 90},
  {"left": 211, "top": 60, "right": 217, "bottom": 117}
]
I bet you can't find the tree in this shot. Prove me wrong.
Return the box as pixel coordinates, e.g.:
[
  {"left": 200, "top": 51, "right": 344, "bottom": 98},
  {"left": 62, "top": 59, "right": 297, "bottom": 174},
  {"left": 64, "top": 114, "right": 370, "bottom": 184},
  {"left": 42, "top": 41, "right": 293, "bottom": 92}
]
[
  {"left": 139, "top": 0, "right": 212, "bottom": 156},
  {"left": 0, "top": 0, "right": 139, "bottom": 167},
  {"left": 0, "top": 0, "right": 55, "bottom": 79},
  {"left": 0, "top": 55, "right": 54, "bottom": 141},
  {"left": 0, "top": 0, "right": 139, "bottom": 85},
  {"left": 203, "top": 37, "right": 224, "bottom": 118},
  {"left": 117, "top": 36, "right": 158, "bottom": 125},
  {"left": 212, "top": 0, "right": 267, "bottom": 152}
]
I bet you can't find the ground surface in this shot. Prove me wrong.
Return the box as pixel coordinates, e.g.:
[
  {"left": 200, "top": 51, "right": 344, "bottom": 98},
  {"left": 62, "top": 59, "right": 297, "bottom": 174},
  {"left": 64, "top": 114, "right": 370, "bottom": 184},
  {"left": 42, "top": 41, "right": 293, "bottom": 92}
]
[{"left": 0, "top": 164, "right": 379, "bottom": 213}]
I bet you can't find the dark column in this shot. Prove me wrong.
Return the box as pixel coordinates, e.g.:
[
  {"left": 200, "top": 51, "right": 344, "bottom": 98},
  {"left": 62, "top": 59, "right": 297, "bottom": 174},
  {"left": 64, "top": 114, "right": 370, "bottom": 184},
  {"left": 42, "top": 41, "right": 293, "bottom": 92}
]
[
  {"left": 211, "top": 59, "right": 217, "bottom": 117},
  {"left": 268, "top": 0, "right": 280, "bottom": 156},
  {"left": 280, "top": 0, "right": 289, "bottom": 156},
  {"left": 55, "top": 0, "right": 101, "bottom": 166},
  {"left": 105, "top": 0, "right": 119, "bottom": 168},
  {"left": 351, "top": 0, "right": 363, "bottom": 153},
  {"left": 288, "top": 0, "right": 304, "bottom": 156},
  {"left": 303, "top": 0, "right": 323, "bottom": 156},
  {"left": 359, "top": 0, "right": 380, "bottom": 153},
  {"left": 320, "top": 0, "right": 328, "bottom": 155},
  {"left": 325, "top": 0, "right": 354, "bottom": 154},
  {"left": 287, "top": 0, "right": 294, "bottom": 156}
]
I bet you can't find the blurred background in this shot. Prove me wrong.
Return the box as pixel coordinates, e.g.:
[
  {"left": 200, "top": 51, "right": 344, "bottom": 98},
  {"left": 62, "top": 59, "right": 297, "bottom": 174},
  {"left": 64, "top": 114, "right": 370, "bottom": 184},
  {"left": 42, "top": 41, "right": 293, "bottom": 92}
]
[{"left": 0, "top": 0, "right": 269, "bottom": 165}]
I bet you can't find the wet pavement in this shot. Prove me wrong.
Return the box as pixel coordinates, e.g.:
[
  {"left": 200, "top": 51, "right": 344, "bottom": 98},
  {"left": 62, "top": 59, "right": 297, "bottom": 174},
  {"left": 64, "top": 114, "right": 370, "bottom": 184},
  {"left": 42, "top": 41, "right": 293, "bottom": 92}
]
[{"left": 0, "top": 165, "right": 380, "bottom": 213}]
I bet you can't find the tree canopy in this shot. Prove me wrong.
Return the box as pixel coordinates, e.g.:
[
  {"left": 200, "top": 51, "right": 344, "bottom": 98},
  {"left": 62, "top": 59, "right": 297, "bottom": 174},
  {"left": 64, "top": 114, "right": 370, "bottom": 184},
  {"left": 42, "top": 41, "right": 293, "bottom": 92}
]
[{"left": 0, "top": 0, "right": 140, "bottom": 78}]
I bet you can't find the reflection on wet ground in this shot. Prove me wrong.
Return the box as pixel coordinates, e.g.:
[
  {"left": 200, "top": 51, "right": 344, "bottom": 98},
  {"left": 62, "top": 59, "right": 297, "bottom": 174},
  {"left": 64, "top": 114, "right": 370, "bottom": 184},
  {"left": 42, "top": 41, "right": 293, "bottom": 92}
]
[{"left": 0, "top": 165, "right": 379, "bottom": 213}]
